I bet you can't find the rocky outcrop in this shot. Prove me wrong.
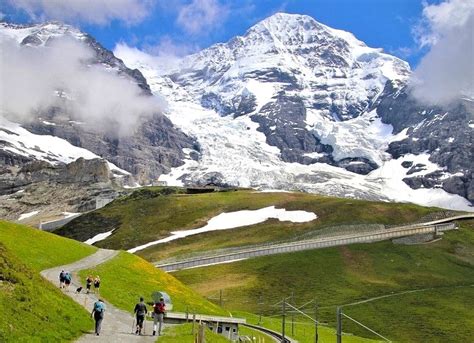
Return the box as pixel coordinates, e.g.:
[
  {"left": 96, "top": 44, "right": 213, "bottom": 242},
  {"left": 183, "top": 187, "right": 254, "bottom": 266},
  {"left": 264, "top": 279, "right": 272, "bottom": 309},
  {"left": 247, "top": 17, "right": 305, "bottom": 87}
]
[
  {"left": 376, "top": 81, "right": 474, "bottom": 203},
  {"left": 251, "top": 95, "right": 334, "bottom": 165},
  {"left": 0, "top": 157, "right": 116, "bottom": 196}
]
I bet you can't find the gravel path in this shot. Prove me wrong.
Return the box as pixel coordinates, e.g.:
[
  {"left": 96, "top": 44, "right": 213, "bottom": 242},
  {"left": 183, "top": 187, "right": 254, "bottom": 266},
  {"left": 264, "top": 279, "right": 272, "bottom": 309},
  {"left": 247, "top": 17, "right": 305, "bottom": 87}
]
[{"left": 41, "top": 249, "right": 157, "bottom": 342}]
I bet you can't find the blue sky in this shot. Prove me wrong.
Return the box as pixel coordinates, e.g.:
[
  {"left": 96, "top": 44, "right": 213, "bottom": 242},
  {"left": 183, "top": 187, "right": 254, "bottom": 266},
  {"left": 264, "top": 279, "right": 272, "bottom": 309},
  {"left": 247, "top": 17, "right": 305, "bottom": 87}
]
[{"left": 0, "top": 1, "right": 444, "bottom": 67}]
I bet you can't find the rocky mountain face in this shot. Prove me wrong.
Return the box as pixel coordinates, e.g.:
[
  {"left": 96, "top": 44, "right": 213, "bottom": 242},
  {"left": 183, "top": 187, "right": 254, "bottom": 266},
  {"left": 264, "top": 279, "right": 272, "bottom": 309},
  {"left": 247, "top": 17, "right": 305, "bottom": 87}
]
[
  {"left": 0, "top": 22, "right": 196, "bottom": 186},
  {"left": 375, "top": 82, "right": 474, "bottom": 201},
  {"left": 123, "top": 13, "right": 473, "bottom": 209},
  {"left": 0, "top": 157, "right": 128, "bottom": 224}
]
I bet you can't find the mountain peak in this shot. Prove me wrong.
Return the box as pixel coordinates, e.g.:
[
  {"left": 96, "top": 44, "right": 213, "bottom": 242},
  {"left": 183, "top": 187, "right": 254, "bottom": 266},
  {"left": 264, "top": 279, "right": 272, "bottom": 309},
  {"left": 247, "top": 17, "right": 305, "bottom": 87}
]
[
  {"left": 0, "top": 20, "right": 86, "bottom": 45},
  {"left": 246, "top": 12, "right": 366, "bottom": 50}
]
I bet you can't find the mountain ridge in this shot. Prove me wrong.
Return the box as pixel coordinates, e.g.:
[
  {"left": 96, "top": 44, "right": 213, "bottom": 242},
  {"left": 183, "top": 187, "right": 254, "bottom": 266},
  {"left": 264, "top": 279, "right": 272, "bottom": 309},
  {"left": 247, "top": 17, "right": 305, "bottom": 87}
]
[
  {"left": 121, "top": 13, "right": 472, "bottom": 209},
  {"left": 0, "top": 13, "right": 472, "bottom": 210}
]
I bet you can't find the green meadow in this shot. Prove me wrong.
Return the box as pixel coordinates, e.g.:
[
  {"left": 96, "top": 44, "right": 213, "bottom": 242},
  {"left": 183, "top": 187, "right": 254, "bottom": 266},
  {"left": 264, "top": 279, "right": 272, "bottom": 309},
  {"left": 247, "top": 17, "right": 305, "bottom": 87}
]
[
  {"left": 0, "top": 221, "right": 96, "bottom": 342},
  {"left": 57, "top": 188, "right": 443, "bottom": 263},
  {"left": 174, "top": 221, "right": 474, "bottom": 342}
]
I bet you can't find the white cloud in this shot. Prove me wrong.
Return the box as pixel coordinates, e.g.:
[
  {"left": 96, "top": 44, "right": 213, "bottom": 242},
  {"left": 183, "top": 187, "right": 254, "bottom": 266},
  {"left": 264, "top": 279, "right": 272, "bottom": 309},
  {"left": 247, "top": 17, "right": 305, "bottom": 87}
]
[
  {"left": 410, "top": 0, "right": 474, "bottom": 104},
  {"left": 0, "top": 36, "right": 165, "bottom": 135},
  {"left": 114, "top": 37, "right": 198, "bottom": 73},
  {"left": 176, "top": 0, "right": 229, "bottom": 35},
  {"left": 7, "top": 0, "right": 152, "bottom": 25},
  {"left": 144, "top": 35, "right": 197, "bottom": 57}
]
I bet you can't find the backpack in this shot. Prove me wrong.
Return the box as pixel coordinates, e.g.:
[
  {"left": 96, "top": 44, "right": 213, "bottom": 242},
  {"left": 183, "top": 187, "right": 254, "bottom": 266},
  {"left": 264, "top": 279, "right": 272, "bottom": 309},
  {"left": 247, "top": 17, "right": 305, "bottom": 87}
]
[
  {"left": 94, "top": 301, "right": 104, "bottom": 313},
  {"left": 135, "top": 303, "right": 147, "bottom": 316},
  {"left": 154, "top": 302, "right": 165, "bottom": 314}
]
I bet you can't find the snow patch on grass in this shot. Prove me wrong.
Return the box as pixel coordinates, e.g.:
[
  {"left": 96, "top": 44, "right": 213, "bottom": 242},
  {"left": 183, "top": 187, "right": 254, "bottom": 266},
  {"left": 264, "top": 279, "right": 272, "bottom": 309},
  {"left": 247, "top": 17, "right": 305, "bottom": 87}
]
[
  {"left": 84, "top": 229, "right": 115, "bottom": 245},
  {"left": 128, "top": 206, "right": 317, "bottom": 253},
  {"left": 18, "top": 211, "right": 39, "bottom": 221}
]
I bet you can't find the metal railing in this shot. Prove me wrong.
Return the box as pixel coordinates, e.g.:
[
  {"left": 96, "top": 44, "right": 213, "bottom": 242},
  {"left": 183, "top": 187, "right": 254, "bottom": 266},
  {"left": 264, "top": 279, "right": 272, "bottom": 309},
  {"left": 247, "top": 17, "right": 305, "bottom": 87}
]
[{"left": 157, "top": 222, "right": 459, "bottom": 272}]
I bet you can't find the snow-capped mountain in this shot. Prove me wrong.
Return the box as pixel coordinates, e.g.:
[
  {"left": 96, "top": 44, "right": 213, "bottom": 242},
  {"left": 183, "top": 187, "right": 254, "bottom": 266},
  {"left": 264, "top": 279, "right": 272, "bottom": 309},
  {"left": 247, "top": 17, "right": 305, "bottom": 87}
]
[
  {"left": 0, "top": 21, "right": 195, "bottom": 185},
  {"left": 120, "top": 13, "right": 473, "bottom": 210},
  {"left": 0, "top": 14, "right": 472, "bottom": 211}
]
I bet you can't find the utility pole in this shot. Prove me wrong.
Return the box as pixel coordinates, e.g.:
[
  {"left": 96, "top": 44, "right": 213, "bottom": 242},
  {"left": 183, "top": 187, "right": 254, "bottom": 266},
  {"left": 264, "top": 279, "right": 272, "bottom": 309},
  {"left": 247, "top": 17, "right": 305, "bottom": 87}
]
[
  {"left": 282, "top": 298, "right": 286, "bottom": 342},
  {"left": 291, "top": 291, "right": 295, "bottom": 336},
  {"left": 258, "top": 295, "right": 263, "bottom": 326},
  {"left": 336, "top": 307, "right": 342, "bottom": 343},
  {"left": 314, "top": 302, "right": 319, "bottom": 343},
  {"left": 219, "top": 290, "right": 223, "bottom": 307}
]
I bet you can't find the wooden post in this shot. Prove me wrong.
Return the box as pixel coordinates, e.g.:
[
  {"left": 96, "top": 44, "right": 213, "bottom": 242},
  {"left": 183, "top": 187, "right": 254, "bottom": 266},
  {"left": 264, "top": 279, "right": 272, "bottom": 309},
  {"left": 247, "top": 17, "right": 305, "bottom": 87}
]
[
  {"left": 336, "top": 307, "right": 342, "bottom": 343},
  {"left": 192, "top": 313, "right": 196, "bottom": 335},
  {"left": 197, "top": 323, "right": 206, "bottom": 343},
  {"left": 314, "top": 303, "right": 318, "bottom": 343},
  {"left": 291, "top": 291, "right": 295, "bottom": 337},
  {"left": 282, "top": 298, "right": 286, "bottom": 342}
]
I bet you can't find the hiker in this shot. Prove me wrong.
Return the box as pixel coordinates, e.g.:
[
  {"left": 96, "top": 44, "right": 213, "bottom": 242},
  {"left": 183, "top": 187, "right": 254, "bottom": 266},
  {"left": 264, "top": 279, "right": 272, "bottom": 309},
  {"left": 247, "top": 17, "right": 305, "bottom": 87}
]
[
  {"left": 86, "top": 275, "right": 93, "bottom": 294},
  {"left": 152, "top": 297, "right": 166, "bottom": 336},
  {"left": 59, "top": 270, "right": 66, "bottom": 288},
  {"left": 134, "top": 297, "right": 147, "bottom": 335},
  {"left": 64, "top": 272, "right": 72, "bottom": 291},
  {"left": 94, "top": 276, "right": 101, "bottom": 295},
  {"left": 91, "top": 299, "right": 106, "bottom": 336}
]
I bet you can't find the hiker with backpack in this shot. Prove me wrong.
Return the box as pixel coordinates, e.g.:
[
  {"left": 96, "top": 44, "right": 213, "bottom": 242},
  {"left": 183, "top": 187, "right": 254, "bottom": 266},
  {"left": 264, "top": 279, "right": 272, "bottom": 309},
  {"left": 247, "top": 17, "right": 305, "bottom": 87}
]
[
  {"left": 59, "top": 270, "right": 66, "bottom": 288},
  {"left": 64, "top": 272, "right": 72, "bottom": 291},
  {"left": 152, "top": 297, "right": 166, "bottom": 336},
  {"left": 91, "top": 299, "right": 106, "bottom": 336},
  {"left": 94, "top": 276, "right": 101, "bottom": 295},
  {"left": 86, "top": 275, "right": 93, "bottom": 294},
  {"left": 133, "top": 297, "right": 147, "bottom": 335}
]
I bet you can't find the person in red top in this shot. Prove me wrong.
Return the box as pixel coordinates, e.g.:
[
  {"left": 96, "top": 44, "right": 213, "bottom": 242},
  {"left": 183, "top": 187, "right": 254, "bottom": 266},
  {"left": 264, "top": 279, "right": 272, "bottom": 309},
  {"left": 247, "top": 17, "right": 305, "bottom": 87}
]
[{"left": 152, "top": 297, "right": 166, "bottom": 336}]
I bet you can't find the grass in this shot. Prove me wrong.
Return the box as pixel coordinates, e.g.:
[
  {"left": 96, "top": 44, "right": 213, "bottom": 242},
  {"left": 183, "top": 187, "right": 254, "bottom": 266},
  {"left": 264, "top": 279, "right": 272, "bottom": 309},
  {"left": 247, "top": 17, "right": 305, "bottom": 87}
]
[
  {"left": 0, "top": 220, "right": 96, "bottom": 271},
  {"left": 77, "top": 251, "right": 227, "bottom": 316},
  {"left": 239, "top": 324, "right": 276, "bottom": 342},
  {"left": 342, "top": 285, "right": 474, "bottom": 343},
  {"left": 173, "top": 221, "right": 474, "bottom": 342},
  {"left": 0, "top": 235, "right": 94, "bottom": 341},
  {"left": 159, "top": 322, "right": 230, "bottom": 343},
  {"left": 234, "top": 311, "right": 381, "bottom": 343},
  {"left": 56, "top": 188, "right": 443, "bottom": 261}
]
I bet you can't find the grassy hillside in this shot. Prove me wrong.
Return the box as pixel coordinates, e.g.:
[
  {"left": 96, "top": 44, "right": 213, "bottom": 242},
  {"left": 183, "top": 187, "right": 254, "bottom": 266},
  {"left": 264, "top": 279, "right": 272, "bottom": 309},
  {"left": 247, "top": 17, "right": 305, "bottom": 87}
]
[
  {"left": 0, "top": 220, "right": 96, "bottom": 271},
  {"left": 56, "top": 188, "right": 442, "bottom": 261},
  {"left": 160, "top": 323, "right": 230, "bottom": 343},
  {"left": 0, "top": 221, "right": 96, "bottom": 342},
  {"left": 173, "top": 221, "right": 474, "bottom": 342},
  {"left": 235, "top": 312, "right": 381, "bottom": 343},
  {"left": 78, "top": 251, "right": 227, "bottom": 316},
  {"left": 0, "top": 221, "right": 231, "bottom": 341}
]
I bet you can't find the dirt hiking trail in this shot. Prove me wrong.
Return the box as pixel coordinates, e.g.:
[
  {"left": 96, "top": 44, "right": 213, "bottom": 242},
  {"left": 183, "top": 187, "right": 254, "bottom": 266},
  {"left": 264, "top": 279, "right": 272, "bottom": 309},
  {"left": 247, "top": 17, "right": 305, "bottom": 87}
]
[{"left": 41, "top": 249, "right": 157, "bottom": 342}]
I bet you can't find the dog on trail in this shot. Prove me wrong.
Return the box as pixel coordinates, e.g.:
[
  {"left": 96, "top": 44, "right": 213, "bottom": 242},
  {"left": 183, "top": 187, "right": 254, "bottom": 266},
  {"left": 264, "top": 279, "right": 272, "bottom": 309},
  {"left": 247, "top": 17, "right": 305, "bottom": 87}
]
[{"left": 75, "top": 286, "right": 83, "bottom": 294}]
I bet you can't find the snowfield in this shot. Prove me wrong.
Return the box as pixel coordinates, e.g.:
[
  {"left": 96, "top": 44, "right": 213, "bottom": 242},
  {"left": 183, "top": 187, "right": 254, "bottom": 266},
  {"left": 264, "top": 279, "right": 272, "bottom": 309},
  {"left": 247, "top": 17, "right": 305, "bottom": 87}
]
[
  {"left": 18, "top": 210, "right": 39, "bottom": 221},
  {"left": 128, "top": 206, "right": 318, "bottom": 253},
  {"left": 0, "top": 116, "right": 130, "bottom": 175},
  {"left": 84, "top": 229, "right": 115, "bottom": 245}
]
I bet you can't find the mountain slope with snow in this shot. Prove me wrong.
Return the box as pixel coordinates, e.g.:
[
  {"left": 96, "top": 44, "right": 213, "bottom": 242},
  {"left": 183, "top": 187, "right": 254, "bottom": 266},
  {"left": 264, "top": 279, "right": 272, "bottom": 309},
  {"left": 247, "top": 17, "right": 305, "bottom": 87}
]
[
  {"left": 119, "top": 13, "right": 472, "bottom": 210},
  {"left": 0, "top": 14, "right": 471, "bottom": 211},
  {"left": 0, "top": 21, "right": 195, "bottom": 184}
]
